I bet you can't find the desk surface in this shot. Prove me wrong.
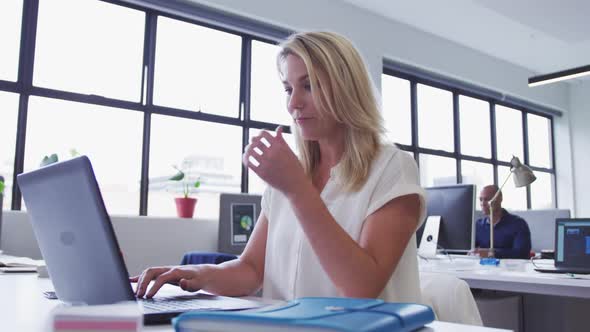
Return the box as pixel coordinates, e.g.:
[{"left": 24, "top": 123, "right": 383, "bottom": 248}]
[
  {"left": 420, "top": 256, "right": 590, "bottom": 298},
  {"left": 0, "top": 273, "right": 507, "bottom": 331}
]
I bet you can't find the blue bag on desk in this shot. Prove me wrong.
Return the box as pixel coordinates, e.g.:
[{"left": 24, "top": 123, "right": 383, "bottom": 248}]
[{"left": 173, "top": 297, "right": 435, "bottom": 332}]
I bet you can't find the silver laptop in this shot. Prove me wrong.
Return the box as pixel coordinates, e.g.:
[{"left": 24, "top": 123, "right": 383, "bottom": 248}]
[
  {"left": 17, "top": 156, "right": 264, "bottom": 324},
  {"left": 534, "top": 218, "right": 590, "bottom": 275}
]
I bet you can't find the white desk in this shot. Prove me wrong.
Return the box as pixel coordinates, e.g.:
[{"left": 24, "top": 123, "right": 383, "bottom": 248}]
[
  {"left": 0, "top": 273, "right": 507, "bottom": 331},
  {"left": 420, "top": 257, "right": 590, "bottom": 298},
  {"left": 420, "top": 256, "right": 590, "bottom": 332}
]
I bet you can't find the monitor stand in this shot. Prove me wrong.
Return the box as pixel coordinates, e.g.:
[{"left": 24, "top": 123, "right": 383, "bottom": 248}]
[{"left": 418, "top": 216, "right": 441, "bottom": 258}]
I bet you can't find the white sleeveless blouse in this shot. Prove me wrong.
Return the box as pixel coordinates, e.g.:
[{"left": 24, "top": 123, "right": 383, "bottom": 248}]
[{"left": 261, "top": 144, "right": 426, "bottom": 303}]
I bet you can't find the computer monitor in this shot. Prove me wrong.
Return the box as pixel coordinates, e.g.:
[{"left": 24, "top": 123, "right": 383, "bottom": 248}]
[
  {"left": 0, "top": 175, "right": 3, "bottom": 250},
  {"left": 218, "top": 193, "right": 262, "bottom": 255},
  {"left": 416, "top": 184, "right": 476, "bottom": 253},
  {"left": 555, "top": 218, "right": 590, "bottom": 269}
]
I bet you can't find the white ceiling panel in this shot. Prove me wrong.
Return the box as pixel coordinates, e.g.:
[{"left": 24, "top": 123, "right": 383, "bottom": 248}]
[{"left": 340, "top": 0, "right": 590, "bottom": 79}]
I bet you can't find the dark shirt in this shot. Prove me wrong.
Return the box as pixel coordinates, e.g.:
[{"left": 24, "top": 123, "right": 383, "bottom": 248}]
[{"left": 475, "top": 209, "right": 532, "bottom": 259}]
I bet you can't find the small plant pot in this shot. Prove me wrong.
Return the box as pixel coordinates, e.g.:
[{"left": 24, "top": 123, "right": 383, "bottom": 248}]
[{"left": 175, "top": 197, "right": 197, "bottom": 218}]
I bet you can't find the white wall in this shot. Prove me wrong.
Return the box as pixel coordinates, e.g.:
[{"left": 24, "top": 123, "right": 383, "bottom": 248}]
[
  {"left": 554, "top": 112, "right": 575, "bottom": 214},
  {"left": 570, "top": 80, "right": 590, "bottom": 217},
  {"left": 1, "top": 211, "right": 219, "bottom": 276},
  {"left": 185, "top": 0, "right": 574, "bottom": 210}
]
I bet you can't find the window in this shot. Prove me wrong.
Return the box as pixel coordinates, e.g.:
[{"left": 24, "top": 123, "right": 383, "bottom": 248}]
[
  {"left": 419, "top": 154, "right": 456, "bottom": 187},
  {"left": 0, "top": 0, "right": 293, "bottom": 216},
  {"left": 34, "top": 0, "right": 144, "bottom": 101},
  {"left": 495, "top": 105, "right": 524, "bottom": 162},
  {"left": 527, "top": 114, "right": 552, "bottom": 169},
  {"left": 0, "top": 92, "right": 19, "bottom": 209},
  {"left": 1, "top": 0, "right": 558, "bottom": 215},
  {"left": 148, "top": 115, "right": 242, "bottom": 219},
  {"left": 382, "top": 66, "right": 557, "bottom": 210},
  {"left": 497, "top": 166, "right": 527, "bottom": 210},
  {"left": 381, "top": 75, "right": 411, "bottom": 145},
  {"left": 461, "top": 160, "right": 493, "bottom": 193},
  {"left": 417, "top": 84, "right": 453, "bottom": 152},
  {"left": 459, "top": 95, "right": 490, "bottom": 158},
  {"left": 154, "top": 17, "right": 242, "bottom": 116},
  {"left": 0, "top": 0, "right": 23, "bottom": 82},
  {"left": 530, "top": 171, "right": 554, "bottom": 209},
  {"left": 250, "top": 41, "right": 291, "bottom": 125},
  {"left": 24, "top": 97, "right": 143, "bottom": 215}
]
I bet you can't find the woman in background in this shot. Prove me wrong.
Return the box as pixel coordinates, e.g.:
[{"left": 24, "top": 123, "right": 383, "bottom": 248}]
[{"left": 134, "top": 31, "right": 426, "bottom": 303}]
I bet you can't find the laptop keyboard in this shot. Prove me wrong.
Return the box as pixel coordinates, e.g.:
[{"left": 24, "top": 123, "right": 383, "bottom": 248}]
[
  {"left": 139, "top": 293, "right": 237, "bottom": 313},
  {"left": 141, "top": 298, "right": 220, "bottom": 312}
]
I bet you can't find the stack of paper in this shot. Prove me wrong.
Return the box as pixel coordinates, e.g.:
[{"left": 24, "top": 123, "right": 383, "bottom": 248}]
[
  {"left": 0, "top": 254, "right": 45, "bottom": 272},
  {"left": 51, "top": 302, "right": 142, "bottom": 332}
]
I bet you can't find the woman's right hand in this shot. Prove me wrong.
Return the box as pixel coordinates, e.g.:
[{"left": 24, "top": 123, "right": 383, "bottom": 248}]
[{"left": 130, "top": 265, "right": 208, "bottom": 299}]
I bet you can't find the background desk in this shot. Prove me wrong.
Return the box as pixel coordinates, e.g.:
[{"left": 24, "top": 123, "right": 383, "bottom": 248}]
[
  {"left": 0, "top": 273, "right": 507, "bottom": 332},
  {"left": 420, "top": 257, "right": 590, "bottom": 332},
  {"left": 420, "top": 257, "right": 590, "bottom": 298}
]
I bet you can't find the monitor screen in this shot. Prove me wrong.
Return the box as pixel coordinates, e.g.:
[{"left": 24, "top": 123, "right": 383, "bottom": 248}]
[
  {"left": 218, "top": 193, "right": 261, "bottom": 255},
  {"left": 416, "top": 184, "right": 475, "bottom": 251},
  {"left": 230, "top": 202, "right": 256, "bottom": 245},
  {"left": 556, "top": 219, "right": 590, "bottom": 268},
  {"left": 0, "top": 175, "right": 3, "bottom": 249}
]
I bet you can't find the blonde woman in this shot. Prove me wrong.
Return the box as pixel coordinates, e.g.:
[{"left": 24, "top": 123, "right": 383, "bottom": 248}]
[{"left": 134, "top": 31, "right": 426, "bottom": 304}]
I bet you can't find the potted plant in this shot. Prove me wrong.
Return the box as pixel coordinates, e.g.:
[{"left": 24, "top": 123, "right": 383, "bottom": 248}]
[
  {"left": 40, "top": 149, "right": 80, "bottom": 167},
  {"left": 40, "top": 153, "right": 59, "bottom": 167},
  {"left": 169, "top": 166, "right": 201, "bottom": 218}
]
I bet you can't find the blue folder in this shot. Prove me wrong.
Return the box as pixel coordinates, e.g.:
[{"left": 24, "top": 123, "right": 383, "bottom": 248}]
[{"left": 173, "top": 297, "right": 435, "bottom": 332}]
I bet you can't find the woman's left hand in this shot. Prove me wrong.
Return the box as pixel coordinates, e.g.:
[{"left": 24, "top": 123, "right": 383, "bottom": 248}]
[{"left": 243, "top": 126, "right": 308, "bottom": 196}]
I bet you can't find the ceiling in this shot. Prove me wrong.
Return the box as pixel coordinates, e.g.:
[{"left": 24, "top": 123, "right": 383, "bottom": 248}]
[{"left": 340, "top": 0, "right": 590, "bottom": 81}]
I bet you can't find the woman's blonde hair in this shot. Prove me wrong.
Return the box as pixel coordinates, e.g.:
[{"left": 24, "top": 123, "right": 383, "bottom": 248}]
[{"left": 278, "top": 31, "right": 385, "bottom": 192}]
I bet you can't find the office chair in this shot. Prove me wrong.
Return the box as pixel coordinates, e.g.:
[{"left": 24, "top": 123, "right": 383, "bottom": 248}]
[
  {"left": 420, "top": 272, "right": 483, "bottom": 325},
  {"left": 180, "top": 251, "right": 237, "bottom": 265}
]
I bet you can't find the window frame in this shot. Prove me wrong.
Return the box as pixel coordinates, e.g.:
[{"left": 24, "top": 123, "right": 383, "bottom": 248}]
[
  {"left": 1, "top": 0, "right": 559, "bottom": 213},
  {"left": 2, "top": 0, "right": 291, "bottom": 215},
  {"left": 382, "top": 65, "right": 557, "bottom": 209}
]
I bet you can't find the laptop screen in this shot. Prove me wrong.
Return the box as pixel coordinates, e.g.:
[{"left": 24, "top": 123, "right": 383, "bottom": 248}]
[{"left": 556, "top": 219, "right": 590, "bottom": 268}]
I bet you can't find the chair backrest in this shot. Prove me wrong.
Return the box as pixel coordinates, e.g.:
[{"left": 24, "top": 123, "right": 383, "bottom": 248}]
[
  {"left": 475, "top": 209, "right": 571, "bottom": 252},
  {"left": 420, "top": 271, "right": 483, "bottom": 326},
  {"left": 511, "top": 209, "right": 570, "bottom": 252}
]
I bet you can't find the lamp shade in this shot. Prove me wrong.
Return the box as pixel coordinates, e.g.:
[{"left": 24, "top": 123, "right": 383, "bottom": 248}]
[{"left": 510, "top": 156, "right": 536, "bottom": 188}]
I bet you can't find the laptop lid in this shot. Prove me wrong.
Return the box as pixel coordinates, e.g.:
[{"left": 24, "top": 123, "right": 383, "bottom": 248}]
[
  {"left": 17, "top": 156, "right": 135, "bottom": 305},
  {"left": 555, "top": 218, "right": 590, "bottom": 270}
]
